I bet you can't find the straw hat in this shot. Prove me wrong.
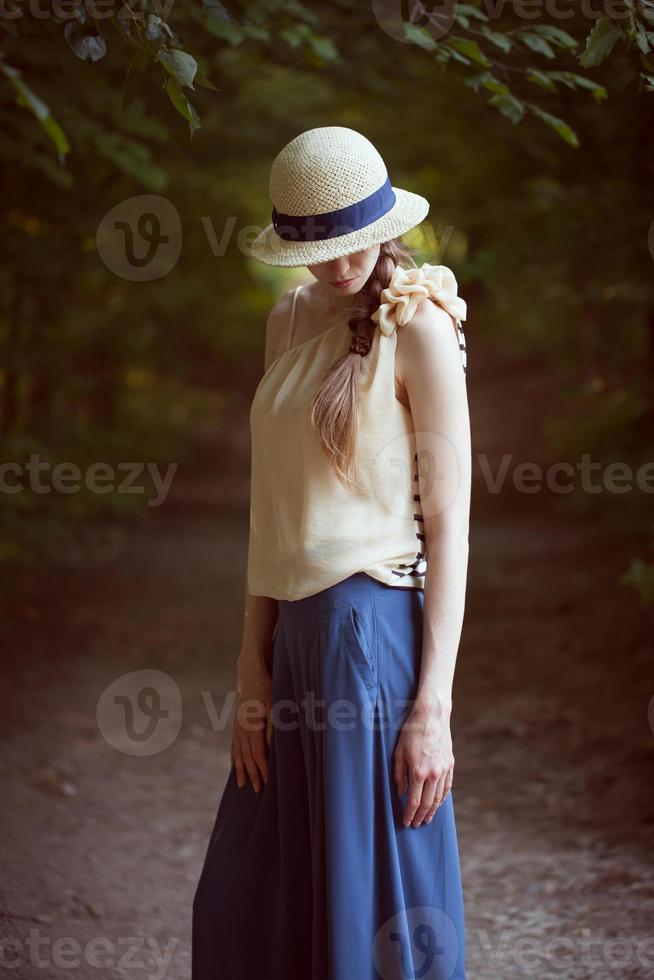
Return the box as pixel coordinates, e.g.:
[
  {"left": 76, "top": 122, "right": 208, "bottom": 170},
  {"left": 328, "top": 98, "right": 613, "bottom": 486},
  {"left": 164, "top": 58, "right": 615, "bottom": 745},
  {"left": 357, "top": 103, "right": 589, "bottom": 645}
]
[{"left": 247, "top": 126, "right": 430, "bottom": 268}]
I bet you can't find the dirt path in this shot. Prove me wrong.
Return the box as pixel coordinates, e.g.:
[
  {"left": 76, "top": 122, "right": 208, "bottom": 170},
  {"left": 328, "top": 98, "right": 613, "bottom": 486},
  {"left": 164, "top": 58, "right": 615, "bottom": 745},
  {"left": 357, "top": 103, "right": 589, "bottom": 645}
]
[{"left": 1, "top": 346, "right": 653, "bottom": 980}]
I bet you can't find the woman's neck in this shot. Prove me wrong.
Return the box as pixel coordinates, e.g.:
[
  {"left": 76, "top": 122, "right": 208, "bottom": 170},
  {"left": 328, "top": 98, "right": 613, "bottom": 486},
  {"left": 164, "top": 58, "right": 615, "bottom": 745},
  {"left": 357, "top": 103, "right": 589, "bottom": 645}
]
[
  {"left": 309, "top": 279, "right": 362, "bottom": 319},
  {"left": 288, "top": 281, "right": 360, "bottom": 351}
]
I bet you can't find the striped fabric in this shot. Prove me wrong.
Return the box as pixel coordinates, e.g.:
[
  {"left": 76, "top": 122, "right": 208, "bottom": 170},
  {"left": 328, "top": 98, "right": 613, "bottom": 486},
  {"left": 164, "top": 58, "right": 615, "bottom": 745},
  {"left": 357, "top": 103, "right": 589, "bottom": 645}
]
[{"left": 390, "top": 319, "right": 467, "bottom": 583}]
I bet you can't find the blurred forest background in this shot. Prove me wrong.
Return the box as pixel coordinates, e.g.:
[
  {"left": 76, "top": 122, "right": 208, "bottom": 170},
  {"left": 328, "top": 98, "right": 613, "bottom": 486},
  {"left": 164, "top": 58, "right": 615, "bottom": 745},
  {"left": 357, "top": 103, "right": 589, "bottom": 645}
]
[
  {"left": 2, "top": 4, "right": 654, "bottom": 976},
  {"left": 1, "top": 0, "right": 653, "bottom": 600}
]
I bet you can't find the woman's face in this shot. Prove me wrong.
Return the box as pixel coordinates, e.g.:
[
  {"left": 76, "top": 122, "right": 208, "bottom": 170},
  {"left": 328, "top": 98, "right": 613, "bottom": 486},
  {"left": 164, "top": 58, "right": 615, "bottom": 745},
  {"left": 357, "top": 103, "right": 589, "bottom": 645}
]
[{"left": 307, "top": 245, "right": 380, "bottom": 296}]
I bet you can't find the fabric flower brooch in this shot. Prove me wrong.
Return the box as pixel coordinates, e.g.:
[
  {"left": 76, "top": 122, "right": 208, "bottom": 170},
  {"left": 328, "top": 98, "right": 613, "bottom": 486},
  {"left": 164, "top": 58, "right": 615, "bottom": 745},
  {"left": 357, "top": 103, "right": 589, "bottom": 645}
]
[{"left": 371, "top": 263, "right": 467, "bottom": 337}]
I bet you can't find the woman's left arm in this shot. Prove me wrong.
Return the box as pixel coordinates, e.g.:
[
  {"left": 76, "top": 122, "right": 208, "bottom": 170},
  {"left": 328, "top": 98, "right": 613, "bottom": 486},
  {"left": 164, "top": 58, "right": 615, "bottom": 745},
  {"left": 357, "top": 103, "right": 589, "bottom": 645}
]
[{"left": 393, "top": 298, "right": 471, "bottom": 829}]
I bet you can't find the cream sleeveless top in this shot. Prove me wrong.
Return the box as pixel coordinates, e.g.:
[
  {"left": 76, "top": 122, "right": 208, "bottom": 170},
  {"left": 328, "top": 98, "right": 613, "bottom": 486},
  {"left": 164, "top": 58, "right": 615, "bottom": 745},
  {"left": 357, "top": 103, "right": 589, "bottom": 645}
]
[{"left": 247, "top": 262, "right": 468, "bottom": 601}]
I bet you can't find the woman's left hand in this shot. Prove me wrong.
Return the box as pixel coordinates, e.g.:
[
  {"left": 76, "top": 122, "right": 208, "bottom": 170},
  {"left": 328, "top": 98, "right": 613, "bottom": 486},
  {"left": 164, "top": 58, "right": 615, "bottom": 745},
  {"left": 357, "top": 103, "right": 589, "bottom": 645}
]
[{"left": 393, "top": 701, "right": 454, "bottom": 828}]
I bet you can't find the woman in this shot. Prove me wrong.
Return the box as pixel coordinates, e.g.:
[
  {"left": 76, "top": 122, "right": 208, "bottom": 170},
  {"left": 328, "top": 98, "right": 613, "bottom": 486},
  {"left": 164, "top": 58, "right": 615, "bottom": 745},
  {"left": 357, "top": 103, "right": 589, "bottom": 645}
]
[{"left": 193, "top": 126, "right": 470, "bottom": 980}]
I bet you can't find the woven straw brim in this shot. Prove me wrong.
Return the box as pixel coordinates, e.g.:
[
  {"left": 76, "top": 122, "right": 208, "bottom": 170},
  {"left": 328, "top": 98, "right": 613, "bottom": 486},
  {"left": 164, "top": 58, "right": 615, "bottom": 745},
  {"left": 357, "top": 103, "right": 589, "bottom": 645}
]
[{"left": 246, "top": 187, "right": 430, "bottom": 268}]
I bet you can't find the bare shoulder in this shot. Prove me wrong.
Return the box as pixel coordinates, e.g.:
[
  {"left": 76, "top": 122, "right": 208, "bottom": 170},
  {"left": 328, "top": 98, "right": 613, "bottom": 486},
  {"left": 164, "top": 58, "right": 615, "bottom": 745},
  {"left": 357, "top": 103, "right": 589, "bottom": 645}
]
[
  {"left": 395, "top": 297, "right": 460, "bottom": 387},
  {"left": 399, "top": 296, "right": 458, "bottom": 342},
  {"left": 263, "top": 287, "right": 296, "bottom": 371}
]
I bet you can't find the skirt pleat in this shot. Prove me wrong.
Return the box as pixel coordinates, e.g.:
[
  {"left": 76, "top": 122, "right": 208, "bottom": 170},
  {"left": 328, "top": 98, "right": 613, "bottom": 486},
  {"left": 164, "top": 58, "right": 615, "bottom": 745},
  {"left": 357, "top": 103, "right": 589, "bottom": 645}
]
[{"left": 192, "top": 572, "right": 466, "bottom": 980}]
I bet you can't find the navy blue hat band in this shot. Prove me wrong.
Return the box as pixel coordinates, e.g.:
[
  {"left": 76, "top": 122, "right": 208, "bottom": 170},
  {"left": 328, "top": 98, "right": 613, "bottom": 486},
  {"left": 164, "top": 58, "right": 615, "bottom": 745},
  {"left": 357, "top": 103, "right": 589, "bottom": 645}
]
[{"left": 271, "top": 175, "right": 396, "bottom": 243}]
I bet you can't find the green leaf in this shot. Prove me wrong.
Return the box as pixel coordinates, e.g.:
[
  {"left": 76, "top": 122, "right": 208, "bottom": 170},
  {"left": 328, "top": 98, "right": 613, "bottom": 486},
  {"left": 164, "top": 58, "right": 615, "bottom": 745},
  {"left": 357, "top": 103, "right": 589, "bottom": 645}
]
[
  {"left": 241, "top": 23, "right": 270, "bottom": 42},
  {"left": 40, "top": 115, "right": 72, "bottom": 160},
  {"left": 547, "top": 71, "right": 576, "bottom": 90},
  {"left": 280, "top": 0, "right": 322, "bottom": 30},
  {"left": 165, "top": 76, "right": 201, "bottom": 135},
  {"left": 549, "top": 70, "right": 608, "bottom": 100},
  {"left": 157, "top": 49, "right": 198, "bottom": 90},
  {"left": 526, "top": 68, "right": 558, "bottom": 91},
  {"left": 579, "top": 16, "right": 623, "bottom": 67},
  {"left": 441, "top": 45, "right": 471, "bottom": 65},
  {"left": 480, "top": 26, "right": 512, "bottom": 52},
  {"left": 279, "top": 27, "right": 303, "bottom": 48},
  {"left": 488, "top": 92, "right": 525, "bottom": 124},
  {"left": 464, "top": 71, "right": 509, "bottom": 95},
  {"left": 457, "top": 3, "right": 489, "bottom": 21},
  {"left": 64, "top": 21, "right": 107, "bottom": 62},
  {"left": 619, "top": 558, "right": 654, "bottom": 606},
  {"left": 200, "top": 0, "right": 244, "bottom": 45},
  {"left": 642, "top": 72, "right": 654, "bottom": 90},
  {"left": 529, "top": 24, "right": 578, "bottom": 49},
  {"left": 0, "top": 59, "right": 70, "bottom": 160},
  {"left": 635, "top": 24, "right": 651, "bottom": 53},
  {"left": 518, "top": 31, "right": 556, "bottom": 59},
  {"left": 195, "top": 72, "right": 219, "bottom": 91},
  {"left": 403, "top": 23, "right": 438, "bottom": 51},
  {"left": 144, "top": 14, "right": 174, "bottom": 44},
  {"left": 528, "top": 103, "right": 579, "bottom": 147},
  {"left": 447, "top": 36, "right": 492, "bottom": 67},
  {"left": 307, "top": 33, "right": 339, "bottom": 61},
  {"left": 202, "top": 0, "right": 232, "bottom": 17}
]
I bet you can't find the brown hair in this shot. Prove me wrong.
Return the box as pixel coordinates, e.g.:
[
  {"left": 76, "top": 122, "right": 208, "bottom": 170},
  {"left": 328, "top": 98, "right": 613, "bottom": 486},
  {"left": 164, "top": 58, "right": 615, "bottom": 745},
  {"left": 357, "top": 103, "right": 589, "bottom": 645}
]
[{"left": 309, "top": 238, "right": 417, "bottom": 494}]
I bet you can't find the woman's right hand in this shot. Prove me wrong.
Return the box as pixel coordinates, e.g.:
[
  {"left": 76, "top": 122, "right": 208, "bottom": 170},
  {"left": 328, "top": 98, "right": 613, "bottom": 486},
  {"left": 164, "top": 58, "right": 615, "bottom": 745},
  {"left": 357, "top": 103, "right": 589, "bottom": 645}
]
[{"left": 231, "top": 665, "right": 273, "bottom": 792}]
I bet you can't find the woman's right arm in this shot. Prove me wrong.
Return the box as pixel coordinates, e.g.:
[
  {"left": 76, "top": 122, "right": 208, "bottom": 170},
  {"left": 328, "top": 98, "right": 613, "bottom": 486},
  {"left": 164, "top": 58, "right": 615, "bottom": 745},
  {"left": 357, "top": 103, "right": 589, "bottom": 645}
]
[
  {"left": 231, "top": 586, "right": 277, "bottom": 791},
  {"left": 230, "top": 289, "right": 295, "bottom": 791}
]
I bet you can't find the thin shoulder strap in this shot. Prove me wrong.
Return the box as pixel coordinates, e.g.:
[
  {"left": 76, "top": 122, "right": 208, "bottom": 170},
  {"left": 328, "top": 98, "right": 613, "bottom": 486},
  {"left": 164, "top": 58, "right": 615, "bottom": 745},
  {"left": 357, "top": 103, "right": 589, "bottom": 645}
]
[{"left": 284, "top": 286, "right": 301, "bottom": 353}]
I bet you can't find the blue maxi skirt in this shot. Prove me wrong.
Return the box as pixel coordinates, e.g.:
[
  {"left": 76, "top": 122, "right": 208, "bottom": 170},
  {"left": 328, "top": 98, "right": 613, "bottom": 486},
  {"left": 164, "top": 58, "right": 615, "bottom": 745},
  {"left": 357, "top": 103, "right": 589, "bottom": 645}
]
[{"left": 192, "top": 571, "right": 467, "bottom": 980}]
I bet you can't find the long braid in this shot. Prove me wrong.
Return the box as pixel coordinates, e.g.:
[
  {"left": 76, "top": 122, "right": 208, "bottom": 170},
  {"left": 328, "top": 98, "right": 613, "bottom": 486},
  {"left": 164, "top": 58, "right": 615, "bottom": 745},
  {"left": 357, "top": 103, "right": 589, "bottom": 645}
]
[{"left": 309, "top": 238, "right": 417, "bottom": 493}]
